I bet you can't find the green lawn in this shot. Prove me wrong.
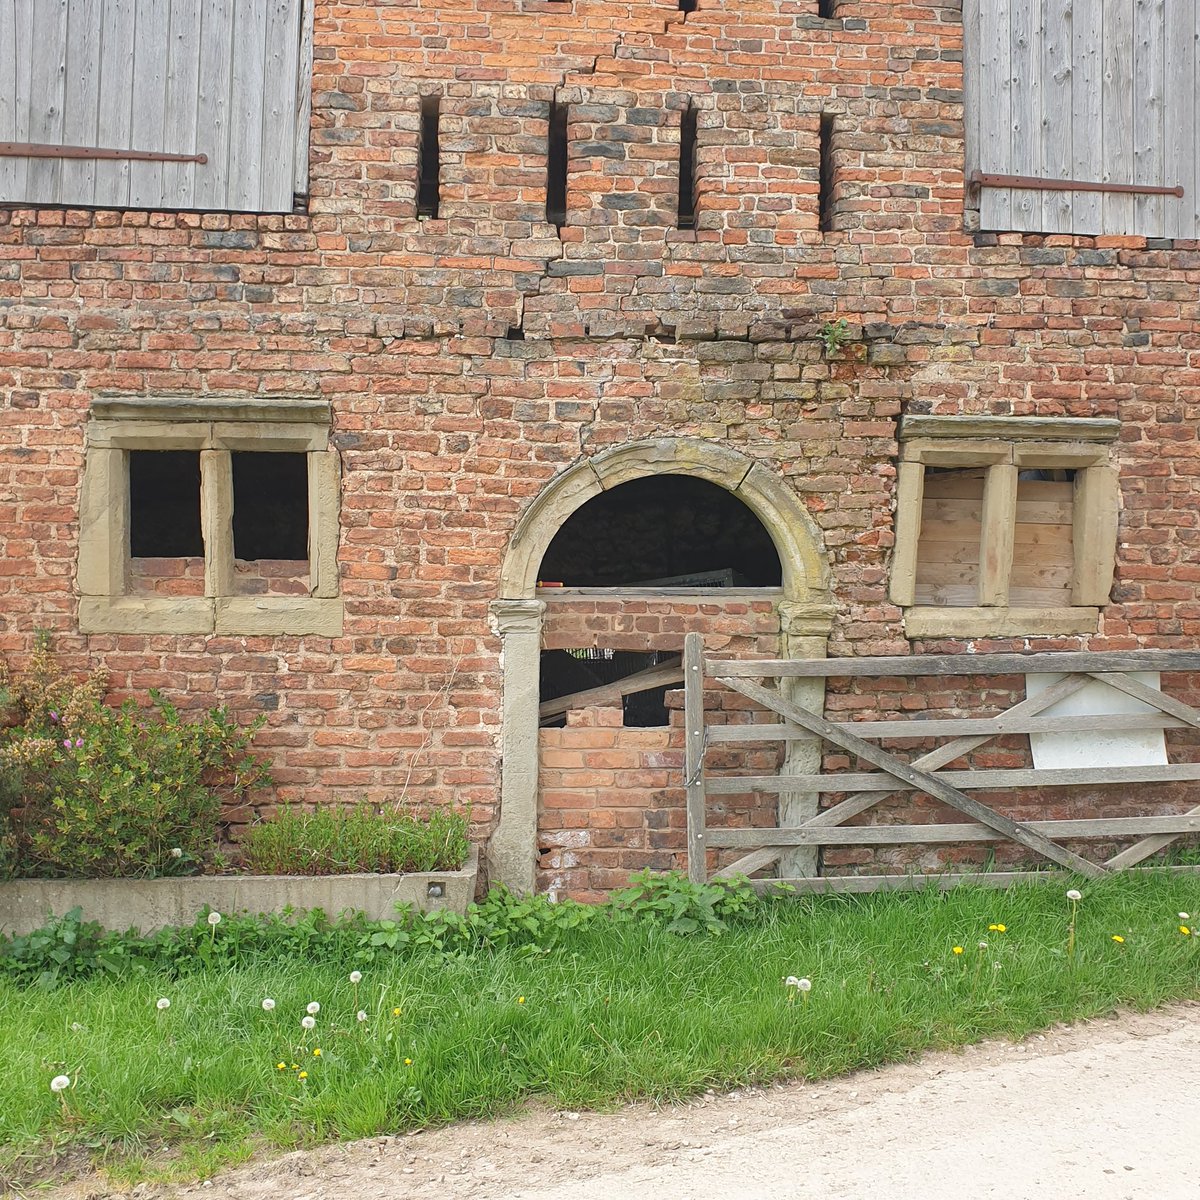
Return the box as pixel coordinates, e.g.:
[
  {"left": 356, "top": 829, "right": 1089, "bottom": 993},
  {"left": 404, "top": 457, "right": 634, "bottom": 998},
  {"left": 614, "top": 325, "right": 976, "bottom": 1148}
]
[{"left": 3, "top": 872, "right": 1199, "bottom": 1187}]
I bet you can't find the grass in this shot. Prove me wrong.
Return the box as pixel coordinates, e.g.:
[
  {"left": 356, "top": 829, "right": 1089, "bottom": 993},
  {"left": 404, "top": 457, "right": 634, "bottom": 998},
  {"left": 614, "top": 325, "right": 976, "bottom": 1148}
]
[
  {"left": 3, "top": 870, "right": 1199, "bottom": 1188},
  {"left": 237, "top": 804, "right": 469, "bottom": 876}
]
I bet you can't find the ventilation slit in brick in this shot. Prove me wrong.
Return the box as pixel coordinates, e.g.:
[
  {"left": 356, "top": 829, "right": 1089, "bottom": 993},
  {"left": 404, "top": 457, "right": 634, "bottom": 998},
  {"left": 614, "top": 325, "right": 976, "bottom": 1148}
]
[
  {"left": 819, "top": 112, "right": 836, "bottom": 233},
  {"left": 678, "top": 0, "right": 697, "bottom": 12},
  {"left": 417, "top": 95, "right": 440, "bottom": 218},
  {"left": 817, "top": 0, "right": 838, "bottom": 17},
  {"left": 231, "top": 452, "right": 309, "bottom": 561},
  {"left": 677, "top": 103, "right": 698, "bottom": 231},
  {"left": 546, "top": 99, "right": 569, "bottom": 228},
  {"left": 129, "top": 450, "right": 203, "bottom": 557}
]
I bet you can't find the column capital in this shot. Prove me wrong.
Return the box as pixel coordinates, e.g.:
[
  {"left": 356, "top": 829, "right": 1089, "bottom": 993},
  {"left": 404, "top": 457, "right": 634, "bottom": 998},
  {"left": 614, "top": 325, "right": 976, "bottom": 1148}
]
[
  {"left": 777, "top": 600, "right": 836, "bottom": 640},
  {"left": 490, "top": 598, "right": 545, "bottom": 636}
]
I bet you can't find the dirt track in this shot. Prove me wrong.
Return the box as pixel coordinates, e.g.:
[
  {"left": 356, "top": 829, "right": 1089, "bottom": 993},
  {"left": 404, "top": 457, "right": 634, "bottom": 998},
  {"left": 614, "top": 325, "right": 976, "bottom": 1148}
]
[{"left": 63, "top": 1003, "right": 1200, "bottom": 1200}]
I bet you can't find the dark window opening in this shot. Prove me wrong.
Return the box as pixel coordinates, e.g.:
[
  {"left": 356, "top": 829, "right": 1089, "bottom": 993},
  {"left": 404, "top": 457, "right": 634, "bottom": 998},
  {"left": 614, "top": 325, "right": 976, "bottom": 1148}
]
[
  {"left": 129, "top": 451, "right": 203, "bottom": 557},
  {"left": 417, "top": 95, "right": 440, "bottom": 218},
  {"left": 231, "top": 452, "right": 309, "bottom": 561},
  {"left": 819, "top": 112, "right": 836, "bottom": 233},
  {"left": 546, "top": 99, "right": 568, "bottom": 228},
  {"left": 540, "top": 648, "right": 675, "bottom": 728},
  {"left": 678, "top": 0, "right": 697, "bottom": 11},
  {"left": 677, "top": 103, "right": 698, "bottom": 230},
  {"left": 538, "top": 475, "right": 782, "bottom": 588},
  {"left": 817, "top": 0, "right": 838, "bottom": 17}
]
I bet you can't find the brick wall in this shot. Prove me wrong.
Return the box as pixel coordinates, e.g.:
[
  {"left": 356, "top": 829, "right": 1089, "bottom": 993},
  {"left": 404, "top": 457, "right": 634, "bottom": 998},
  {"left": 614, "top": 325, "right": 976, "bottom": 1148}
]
[{"left": 2, "top": 1, "right": 1200, "bottom": 892}]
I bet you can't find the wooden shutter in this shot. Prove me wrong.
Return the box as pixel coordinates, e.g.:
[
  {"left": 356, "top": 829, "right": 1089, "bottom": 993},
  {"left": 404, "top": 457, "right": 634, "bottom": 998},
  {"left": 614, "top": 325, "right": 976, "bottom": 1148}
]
[
  {"left": 964, "top": 0, "right": 1197, "bottom": 238},
  {"left": 0, "top": 0, "right": 311, "bottom": 213}
]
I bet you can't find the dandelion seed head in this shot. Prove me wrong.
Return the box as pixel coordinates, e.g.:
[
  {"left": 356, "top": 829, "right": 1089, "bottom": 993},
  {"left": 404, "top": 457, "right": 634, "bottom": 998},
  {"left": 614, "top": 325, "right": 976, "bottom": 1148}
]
[
  {"left": 1066, "top": 889, "right": 1082, "bottom": 902},
  {"left": 357, "top": 1010, "right": 368, "bottom": 1023},
  {"left": 50, "top": 1075, "right": 70, "bottom": 1093},
  {"left": 301, "top": 1015, "right": 316, "bottom": 1030},
  {"left": 262, "top": 998, "right": 276, "bottom": 1012},
  {"left": 156, "top": 997, "right": 170, "bottom": 1010},
  {"left": 207, "top": 911, "right": 222, "bottom": 926},
  {"left": 978, "top": 940, "right": 988, "bottom": 950},
  {"left": 797, "top": 977, "right": 812, "bottom": 992},
  {"left": 170, "top": 847, "right": 183, "bottom": 859},
  {"left": 306, "top": 1001, "right": 320, "bottom": 1015},
  {"left": 349, "top": 970, "right": 362, "bottom": 984},
  {"left": 1179, "top": 913, "right": 1191, "bottom": 921}
]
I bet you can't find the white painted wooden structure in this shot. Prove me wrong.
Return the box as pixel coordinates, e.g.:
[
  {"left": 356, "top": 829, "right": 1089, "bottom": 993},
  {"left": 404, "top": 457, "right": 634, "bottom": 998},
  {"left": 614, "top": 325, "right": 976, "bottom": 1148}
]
[
  {"left": 0, "top": 0, "right": 312, "bottom": 212},
  {"left": 964, "top": 0, "right": 1198, "bottom": 238}
]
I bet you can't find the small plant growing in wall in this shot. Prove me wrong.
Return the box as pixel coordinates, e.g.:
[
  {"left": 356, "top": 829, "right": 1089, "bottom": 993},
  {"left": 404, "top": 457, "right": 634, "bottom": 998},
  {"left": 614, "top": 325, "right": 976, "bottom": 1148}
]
[{"left": 819, "top": 317, "right": 853, "bottom": 359}]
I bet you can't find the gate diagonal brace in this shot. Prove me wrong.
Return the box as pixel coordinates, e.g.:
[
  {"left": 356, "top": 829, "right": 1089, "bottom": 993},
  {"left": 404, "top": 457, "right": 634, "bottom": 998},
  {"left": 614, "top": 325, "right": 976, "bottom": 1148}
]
[{"left": 715, "top": 675, "right": 1106, "bottom": 880}]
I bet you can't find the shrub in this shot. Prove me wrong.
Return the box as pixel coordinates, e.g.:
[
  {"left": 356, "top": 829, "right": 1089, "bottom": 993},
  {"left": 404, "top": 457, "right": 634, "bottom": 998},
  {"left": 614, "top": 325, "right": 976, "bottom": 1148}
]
[
  {"left": 238, "top": 804, "right": 469, "bottom": 876},
  {"left": 0, "top": 634, "right": 271, "bottom": 880}
]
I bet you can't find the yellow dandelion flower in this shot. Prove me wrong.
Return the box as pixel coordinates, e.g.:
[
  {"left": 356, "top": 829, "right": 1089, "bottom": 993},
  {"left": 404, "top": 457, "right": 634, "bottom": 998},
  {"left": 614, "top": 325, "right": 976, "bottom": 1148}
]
[
  {"left": 404, "top": 1057, "right": 413, "bottom": 1066},
  {"left": 992, "top": 924, "right": 1007, "bottom": 933},
  {"left": 518, "top": 996, "right": 526, "bottom": 1004},
  {"left": 1112, "top": 935, "right": 1125, "bottom": 944},
  {"left": 1181, "top": 926, "right": 1192, "bottom": 936},
  {"left": 298, "top": 1071, "right": 308, "bottom": 1080},
  {"left": 393, "top": 1007, "right": 402, "bottom": 1017},
  {"left": 291, "top": 1063, "right": 300, "bottom": 1070},
  {"left": 276, "top": 1062, "right": 286, "bottom": 1070},
  {"left": 952, "top": 946, "right": 964, "bottom": 955},
  {"left": 313, "top": 1048, "right": 322, "bottom": 1057}
]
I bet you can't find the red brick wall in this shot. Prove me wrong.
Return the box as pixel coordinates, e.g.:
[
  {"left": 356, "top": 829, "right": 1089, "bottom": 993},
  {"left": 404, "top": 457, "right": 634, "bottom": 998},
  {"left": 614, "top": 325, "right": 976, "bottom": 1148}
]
[{"left": 2, "top": 1, "right": 1200, "bottom": 891}]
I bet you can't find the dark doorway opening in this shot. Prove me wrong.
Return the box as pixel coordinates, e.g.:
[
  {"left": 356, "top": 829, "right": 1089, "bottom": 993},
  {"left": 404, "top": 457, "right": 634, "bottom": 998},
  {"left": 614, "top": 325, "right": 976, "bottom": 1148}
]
[{"left": 538, "top": 475, "right": 782, "bottom": 588}]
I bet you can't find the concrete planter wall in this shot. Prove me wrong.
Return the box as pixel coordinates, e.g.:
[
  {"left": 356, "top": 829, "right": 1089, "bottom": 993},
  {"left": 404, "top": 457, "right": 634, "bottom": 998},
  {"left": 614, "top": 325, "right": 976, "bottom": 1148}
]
[{"left": 0, "top": 846, "right": 478, "bottom": 936}]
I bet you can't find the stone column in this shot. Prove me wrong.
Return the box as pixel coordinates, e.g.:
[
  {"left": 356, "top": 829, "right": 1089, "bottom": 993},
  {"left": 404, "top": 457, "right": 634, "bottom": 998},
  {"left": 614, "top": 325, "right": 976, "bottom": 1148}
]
[
  {"left": 488, "top": 598, "right": 546, "bottom": 895},
  {"left": 777, "top": 601, "right": 836, "bottom": 880}
]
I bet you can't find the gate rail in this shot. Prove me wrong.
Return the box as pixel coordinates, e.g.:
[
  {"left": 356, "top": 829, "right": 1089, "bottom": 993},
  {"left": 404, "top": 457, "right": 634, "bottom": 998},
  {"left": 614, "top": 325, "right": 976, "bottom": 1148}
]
[{"left": 682, "top": 633, "right": 1200, "bottom": 892}]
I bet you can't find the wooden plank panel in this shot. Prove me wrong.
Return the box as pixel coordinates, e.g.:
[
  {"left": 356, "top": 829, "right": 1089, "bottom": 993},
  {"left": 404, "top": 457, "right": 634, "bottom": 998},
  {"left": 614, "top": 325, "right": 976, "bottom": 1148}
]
[
  {"left": 980, "top": 463, "right": 1017, "bottom": 605},
  {"left": 26, "top": 0, "right": 68, "bottom": 203},
  {"left": 1041, "top": 0, "right": 1074, "bottom": 231},
  {"left": 129, "top": 0, "right": 168, "bottom": 207},
  {"left": 978, "top": 0, "right": 1013, "bottom": 228},
  {"left": 59, "top": 0, "right": 101, "bottom": 203},
  {"left": 715, "top": 675, "right": 1104, "bottom": 876},
  {"left": 0, "top": 0, "right": 28, "bottom": 203},
  {"left": 705, "top": 762, "right": 1200, "bottom": 796},
  {"left": 1163, "top": 0, "right": 1196, "bottom": 237},
  {"left": 194, "top": 0, "right": 234, "bottom": 209},
  {"left": 294, "top": 0, "right": 313, "bottom": 194},
  {"left": 1071, "top": 0, "right": 1104, "bottom": 232},
  {"left": 1101, "top": 0, "right": 1135, "bottom": 232},
  {"left": 94, "top": 0, "right": 136, "bottom": 207},
  {"left": 228, "top": 0, "right": 268, "bottom": 210},
  {"left": 1073, "top": 465, "right": 1119, "bottom": 604},
  {"left": 889, "top": 461, "right": 925, "bottom": 607},
  {"left": 162, "top": 0, "right": 202, "bottom": 208},
  {"left": 707, "top": 813, "right": 1200, "bottom": 849},
  {"left": 1132, "top": 0, "right": 1165, "bottom": 236},
  {"left": 261, "top": 0, "right": 301, "bottom": 210},
  {"left": 706, "top": 649, "right": 1200, "bottom": 678},
  {"left": 963, "top": 0, "right": 982, "bottom": 198},
  {"left": 1008, "top": 0, "right": 1042, "bottom": 229}
]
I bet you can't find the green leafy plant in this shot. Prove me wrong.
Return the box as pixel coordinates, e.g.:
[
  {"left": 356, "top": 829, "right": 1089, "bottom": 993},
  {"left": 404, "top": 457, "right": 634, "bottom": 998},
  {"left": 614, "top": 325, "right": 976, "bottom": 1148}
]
[
  {"left": 0, "top": 636, "right": 270, "bottom": 880},
  {"left": 609, "top": 870, "right": 763, "bottom": 935},
  {"left": 819, "top": 316, "right": 852, "bottom": 357},
  {"left": 238, "top": 804, "right": 469, "bottom": 876}
]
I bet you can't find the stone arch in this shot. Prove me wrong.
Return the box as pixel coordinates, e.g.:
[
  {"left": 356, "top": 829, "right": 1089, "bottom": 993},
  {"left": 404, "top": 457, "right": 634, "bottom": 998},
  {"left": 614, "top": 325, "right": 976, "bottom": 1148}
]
[
  {"left": 499, "top": 438, "right": 832, "bottom": 602},
  {"left": 488, "top": 438, "right": 835, "bottom": 894}
]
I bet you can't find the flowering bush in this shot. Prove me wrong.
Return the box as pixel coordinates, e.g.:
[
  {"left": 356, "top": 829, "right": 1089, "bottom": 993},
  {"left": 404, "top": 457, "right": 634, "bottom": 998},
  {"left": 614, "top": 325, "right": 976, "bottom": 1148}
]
[{"left": 0, "top": 634, "right": 270, "bottom": 880}]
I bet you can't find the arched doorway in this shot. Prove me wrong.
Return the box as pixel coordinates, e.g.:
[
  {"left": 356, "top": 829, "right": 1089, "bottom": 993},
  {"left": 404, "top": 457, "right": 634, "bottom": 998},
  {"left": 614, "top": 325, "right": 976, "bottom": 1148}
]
[{"left": 489, "top": 439, "right": 834, "bottom": 893}]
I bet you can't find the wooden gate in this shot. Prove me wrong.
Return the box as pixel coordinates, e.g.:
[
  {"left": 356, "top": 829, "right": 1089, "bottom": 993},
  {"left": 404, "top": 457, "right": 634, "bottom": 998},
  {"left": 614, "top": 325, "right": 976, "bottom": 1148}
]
[{"left": 682, "top": 633, "right": 1200, "bottom": 892}]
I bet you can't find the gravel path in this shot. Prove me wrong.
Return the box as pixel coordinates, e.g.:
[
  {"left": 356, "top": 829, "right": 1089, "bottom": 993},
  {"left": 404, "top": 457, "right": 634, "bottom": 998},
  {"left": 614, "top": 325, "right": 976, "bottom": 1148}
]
[{"left": 61, "top": 1003, "right": 1200, "bottom": 1200}]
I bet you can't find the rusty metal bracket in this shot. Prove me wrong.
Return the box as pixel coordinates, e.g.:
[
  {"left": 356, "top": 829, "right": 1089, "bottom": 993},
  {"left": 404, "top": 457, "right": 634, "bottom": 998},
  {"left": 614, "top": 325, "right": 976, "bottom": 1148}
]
[
  {"left": 971, "top": 171, "right": 1183, "bottom": 198},
  {"left": 0, "top": 141, "right": 207, "bottom": 165}
]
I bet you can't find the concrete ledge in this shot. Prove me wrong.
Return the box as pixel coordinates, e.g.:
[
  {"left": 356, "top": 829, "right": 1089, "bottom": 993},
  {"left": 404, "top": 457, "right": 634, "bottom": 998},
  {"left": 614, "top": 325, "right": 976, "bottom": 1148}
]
[{"left": 0, "top": 847, "right": 478, "bottom": 936}]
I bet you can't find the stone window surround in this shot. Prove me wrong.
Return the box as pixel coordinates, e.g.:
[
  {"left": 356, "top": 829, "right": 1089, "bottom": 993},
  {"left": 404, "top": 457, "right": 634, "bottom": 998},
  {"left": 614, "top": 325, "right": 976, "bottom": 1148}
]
[
  {"left": 78, "top": 396, "right": 342, "bottom": 637},
  {"left": 890, "top": 415, "right": 1121, "bottom": 639}
]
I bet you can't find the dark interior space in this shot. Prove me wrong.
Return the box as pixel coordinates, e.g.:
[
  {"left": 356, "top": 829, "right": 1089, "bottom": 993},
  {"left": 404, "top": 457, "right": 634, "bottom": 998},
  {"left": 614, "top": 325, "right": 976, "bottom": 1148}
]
[
  {"left": 538, "top": 475, "right": 782, "bottom": 587},
  {"left": 129, "top": 450, "right": 203, "bottom": 557},
  {"left": 231, "top": 452, "right": 309, "bottom": 560},
  {"left": 540, "top": 648, "right": 675, "bottom": 727}
]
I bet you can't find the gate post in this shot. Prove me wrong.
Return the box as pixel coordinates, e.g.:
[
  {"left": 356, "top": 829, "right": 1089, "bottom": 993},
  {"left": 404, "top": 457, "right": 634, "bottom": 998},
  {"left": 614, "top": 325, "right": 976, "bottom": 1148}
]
[{"left": 777, "top": 602, "right": 836, "bottom": 879}]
